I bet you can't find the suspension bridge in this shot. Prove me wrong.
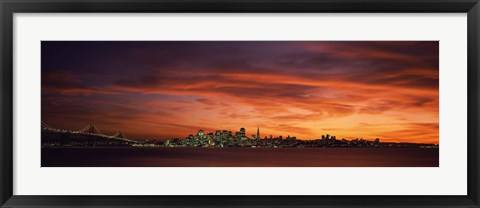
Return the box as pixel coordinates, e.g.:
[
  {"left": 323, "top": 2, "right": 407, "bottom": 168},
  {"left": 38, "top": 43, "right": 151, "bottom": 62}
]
[{"left": 41, "top": 122, "right": 136, "bottom": 143}]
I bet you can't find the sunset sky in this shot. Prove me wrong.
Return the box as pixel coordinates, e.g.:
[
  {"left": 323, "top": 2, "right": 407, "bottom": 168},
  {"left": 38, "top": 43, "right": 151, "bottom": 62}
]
[{"left": 41, "top": 41, "right": 439, "bottom": 143}]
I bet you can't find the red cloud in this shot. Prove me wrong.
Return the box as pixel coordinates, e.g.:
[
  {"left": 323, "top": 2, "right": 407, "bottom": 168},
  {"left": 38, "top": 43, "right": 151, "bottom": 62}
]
[{"left": 42, "top": 41, "right": 439, "bottom": 143}]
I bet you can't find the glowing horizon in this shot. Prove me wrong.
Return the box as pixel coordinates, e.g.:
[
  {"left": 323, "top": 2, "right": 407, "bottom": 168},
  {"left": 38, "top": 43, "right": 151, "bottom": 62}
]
[{"left": 41, "top": 41, "right": 439, "bottom": 143}]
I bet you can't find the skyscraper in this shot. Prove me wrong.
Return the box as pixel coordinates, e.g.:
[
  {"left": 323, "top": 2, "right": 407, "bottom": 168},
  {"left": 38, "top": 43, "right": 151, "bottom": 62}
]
[{"left": 257, "top": 126, "right": 260, "bottom": 140}]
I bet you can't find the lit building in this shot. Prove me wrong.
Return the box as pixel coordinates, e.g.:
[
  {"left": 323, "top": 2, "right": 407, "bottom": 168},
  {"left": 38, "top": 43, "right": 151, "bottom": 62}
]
[{"left": 256, "top": 126, "right": 260, "bottom": 140}]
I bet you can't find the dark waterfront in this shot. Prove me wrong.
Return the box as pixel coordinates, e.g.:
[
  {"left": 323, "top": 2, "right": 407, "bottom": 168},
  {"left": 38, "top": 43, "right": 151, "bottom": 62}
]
[{"left": 41, "top": 147, "right": 439, "bottom": 167}]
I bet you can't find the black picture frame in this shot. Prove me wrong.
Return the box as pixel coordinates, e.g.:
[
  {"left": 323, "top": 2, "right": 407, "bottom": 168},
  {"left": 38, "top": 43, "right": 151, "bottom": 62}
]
[{"left": 1, "top": 0, "right": 479, "bottom": 207}]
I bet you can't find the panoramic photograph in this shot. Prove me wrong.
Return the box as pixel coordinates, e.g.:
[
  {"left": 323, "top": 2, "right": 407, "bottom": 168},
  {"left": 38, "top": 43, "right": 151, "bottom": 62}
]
[{"left": 41, "top": 41, "right": 439, "bottom": 167}]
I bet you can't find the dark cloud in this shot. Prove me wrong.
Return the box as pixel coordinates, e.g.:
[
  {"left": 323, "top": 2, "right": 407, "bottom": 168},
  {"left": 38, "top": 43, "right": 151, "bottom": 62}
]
[{"left": 41, "top": 41, "right": 439, "bottom": 142}]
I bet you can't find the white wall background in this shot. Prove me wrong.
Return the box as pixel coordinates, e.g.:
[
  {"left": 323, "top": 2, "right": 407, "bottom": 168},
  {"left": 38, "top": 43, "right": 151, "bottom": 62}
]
[{"left": 13, "top": 13, "right": 467, "bottom": 195}]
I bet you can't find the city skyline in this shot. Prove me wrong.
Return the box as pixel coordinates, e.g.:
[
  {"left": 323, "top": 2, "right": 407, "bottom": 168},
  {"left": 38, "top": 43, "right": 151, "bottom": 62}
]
[
  {"left": 42, "top": 122, "right": 306, "bottom": 140},
  {"left": 41, "top": 41, "right": 439, "bottom": 143},
  {"left": 41, "top": 122, "right": 438, "bottom": 145}
]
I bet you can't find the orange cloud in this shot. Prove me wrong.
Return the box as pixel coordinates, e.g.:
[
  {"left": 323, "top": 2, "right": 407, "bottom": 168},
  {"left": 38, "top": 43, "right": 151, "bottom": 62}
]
[{"left": 41, "top": 41, "right": 439, "bottom": 143}]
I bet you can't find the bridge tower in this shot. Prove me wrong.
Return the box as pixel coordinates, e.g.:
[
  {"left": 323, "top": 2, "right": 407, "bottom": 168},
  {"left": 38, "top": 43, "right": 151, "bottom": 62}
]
[
  {"left": 78, "top": 124, "right": 103, "bottom": 135},
  {"left": 112, "top": 131, "right": 128, "bottom": 140}
]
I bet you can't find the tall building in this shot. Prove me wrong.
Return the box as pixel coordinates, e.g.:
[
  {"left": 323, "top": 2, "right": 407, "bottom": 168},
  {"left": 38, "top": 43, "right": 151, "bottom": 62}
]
[
  {"left": 256, "top": 126, "right": 260, "bottom": 140},
  {"left": 240, "top": 127, "right": 246, "bottom": 136}
]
